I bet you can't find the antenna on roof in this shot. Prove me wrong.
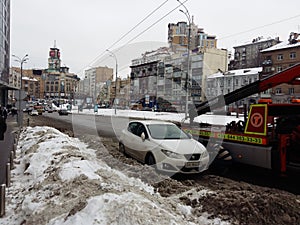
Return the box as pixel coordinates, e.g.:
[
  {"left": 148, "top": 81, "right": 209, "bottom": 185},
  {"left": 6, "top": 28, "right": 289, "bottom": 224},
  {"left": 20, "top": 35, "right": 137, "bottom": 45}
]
[{"left": 54, "top": 40, "right": 57, "bottom": 48}]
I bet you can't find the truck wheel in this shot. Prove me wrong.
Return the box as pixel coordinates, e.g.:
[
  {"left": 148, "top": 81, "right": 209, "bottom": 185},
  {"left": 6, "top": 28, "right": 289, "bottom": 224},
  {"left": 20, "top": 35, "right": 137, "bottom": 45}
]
[
  {"left": 210, "top": 145, "right": 232, "bottom": 175},
  {"left": 271, "top": 147, "right": 281, "bottom": 173}
]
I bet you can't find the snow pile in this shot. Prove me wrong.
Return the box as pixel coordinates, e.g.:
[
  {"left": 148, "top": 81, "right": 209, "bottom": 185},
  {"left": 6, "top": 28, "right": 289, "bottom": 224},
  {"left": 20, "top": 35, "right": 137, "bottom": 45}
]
[
  {"left": 69, "top": 106, "right": 242, "bottom": 126},
  {"left": 1, "top": 126, "right": 229, "bottom": 225}
]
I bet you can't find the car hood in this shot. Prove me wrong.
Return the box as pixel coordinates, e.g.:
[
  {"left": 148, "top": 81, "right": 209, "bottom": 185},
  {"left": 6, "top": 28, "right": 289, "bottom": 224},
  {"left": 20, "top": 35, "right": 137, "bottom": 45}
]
[{"left": 152, "top": 138, "right": 206, "bottom": 154}]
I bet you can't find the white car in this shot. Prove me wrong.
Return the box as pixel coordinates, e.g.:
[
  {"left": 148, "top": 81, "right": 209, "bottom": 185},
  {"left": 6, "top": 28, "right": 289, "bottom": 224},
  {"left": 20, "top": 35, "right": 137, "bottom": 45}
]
[
  {"left": 119, "top": 120, "right": 209, "bottom": 174},
  {"left": 30, "top": 110, "right": 39, "bottom": 116}
]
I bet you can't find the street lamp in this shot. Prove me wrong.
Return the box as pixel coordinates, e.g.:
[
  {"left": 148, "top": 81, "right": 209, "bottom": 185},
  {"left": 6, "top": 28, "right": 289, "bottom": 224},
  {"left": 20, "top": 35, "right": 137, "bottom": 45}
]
[
  {"left": 177, "top": 0, "right": 191, "bottom": 119},
  {"left": 12, "top": 54, "right": 29, "bottom": 127},
  {"left": 106, "top": 49, "right": 118, "bottom": 115}
]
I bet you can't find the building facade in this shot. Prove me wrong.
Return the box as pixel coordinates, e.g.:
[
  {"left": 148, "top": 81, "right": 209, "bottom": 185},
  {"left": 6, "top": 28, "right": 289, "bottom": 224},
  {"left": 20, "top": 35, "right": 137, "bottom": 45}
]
[
  {"left": 10, "top": 46, "right": 80, "bottom": 102},
  {"left": 230, "top": 36, "right": 280, "bottom": 70},
  {"left": 260, "top": 32, "right": 300, "bottom": 102},
  {"left": 83, "top": 66, "right": 113, "bottom": 101},
  {"left": 0, "top": 0, "right": 10, "bottom": 106},
  {"left": 109, "top": 77, "right": 130, "bottom": 108},
  {"left": 129, "top": 46, "right": 227, "bottom": 112},
  {"left": 43, "top": 46, "right": 80, "bottom": 100},
  {"left": 206, "top": 67, "right": 262, "bottom": 111},
  {"left": 10, "top": 67, "right": 40, "bottom": 101},
  {"left": 168, "top": 20, "right": 217, "bottom": 52},
  {"left": 130, "top": 47, "right": 171, "bottom": 109}
]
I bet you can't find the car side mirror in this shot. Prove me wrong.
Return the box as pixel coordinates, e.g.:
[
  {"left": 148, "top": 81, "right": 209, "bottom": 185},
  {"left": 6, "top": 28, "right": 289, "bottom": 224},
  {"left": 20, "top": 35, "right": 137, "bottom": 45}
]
[{"left": 141, "top": 132, "right": 146, "bottom": 141}]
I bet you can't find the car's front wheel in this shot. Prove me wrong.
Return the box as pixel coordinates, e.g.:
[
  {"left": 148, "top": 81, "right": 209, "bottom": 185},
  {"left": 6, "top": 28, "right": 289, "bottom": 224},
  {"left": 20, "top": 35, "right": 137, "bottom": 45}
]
[
  {"left": 146, "top": 153, "right": 156, "bottom": 168},
  {"left": 119, "top": 143, "right": 126, "bottom": 154}
]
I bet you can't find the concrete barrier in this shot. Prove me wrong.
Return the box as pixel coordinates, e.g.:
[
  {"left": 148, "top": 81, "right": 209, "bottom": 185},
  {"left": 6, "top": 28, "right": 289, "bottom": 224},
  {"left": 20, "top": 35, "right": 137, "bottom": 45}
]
[
  {"left": 10, "top": 151, "right": 14, "bottom": 170},
  {"left": 5, "top": 163, "right": 10, "bottom": 188},
  {"left": 13, "top": 143, "right": 17, "bottom": 154},
  {"left": 0, "top": 184, "right": 5, "bottom": 217}
]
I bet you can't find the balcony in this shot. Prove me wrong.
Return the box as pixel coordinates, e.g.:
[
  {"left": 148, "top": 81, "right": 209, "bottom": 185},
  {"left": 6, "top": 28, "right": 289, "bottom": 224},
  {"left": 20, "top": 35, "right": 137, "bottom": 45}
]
[{"left": 262, "top": 59, "right": 273, "bottom": 66}]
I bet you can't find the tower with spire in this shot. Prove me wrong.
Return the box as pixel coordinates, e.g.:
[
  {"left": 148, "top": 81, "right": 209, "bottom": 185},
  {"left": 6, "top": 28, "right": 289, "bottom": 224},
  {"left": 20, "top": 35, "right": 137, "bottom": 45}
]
[{"left": 48, "top": 40, "right": 61, "bottom": 72}]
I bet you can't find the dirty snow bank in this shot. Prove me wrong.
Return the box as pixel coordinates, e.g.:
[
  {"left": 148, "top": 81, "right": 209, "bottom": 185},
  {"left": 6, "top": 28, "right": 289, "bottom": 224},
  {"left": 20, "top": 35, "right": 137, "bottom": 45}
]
[{"left": 1, "top": 126, "right": 229, "bottom": 225}]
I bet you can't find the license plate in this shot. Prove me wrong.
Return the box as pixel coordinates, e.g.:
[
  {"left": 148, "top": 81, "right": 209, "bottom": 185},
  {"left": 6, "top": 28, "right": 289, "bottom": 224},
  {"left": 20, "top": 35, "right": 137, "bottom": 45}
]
[{"left": 185, "top": 161, "right": 200, "bottom": 168}]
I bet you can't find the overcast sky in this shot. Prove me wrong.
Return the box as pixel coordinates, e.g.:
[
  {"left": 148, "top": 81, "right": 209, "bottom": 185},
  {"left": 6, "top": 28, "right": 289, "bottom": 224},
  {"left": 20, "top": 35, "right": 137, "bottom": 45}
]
[{"left": 10, "top": 0, "right": 300, "bottom": 78}]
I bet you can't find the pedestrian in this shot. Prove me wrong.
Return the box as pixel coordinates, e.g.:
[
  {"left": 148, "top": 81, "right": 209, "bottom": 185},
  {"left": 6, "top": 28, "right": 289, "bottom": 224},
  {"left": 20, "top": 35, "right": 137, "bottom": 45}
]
[
  {"left": 2, "top": 107, "right": 7, "bottom": 121},
  {"left": 0, "top": 116, "right": 7, "bottom": 140}
]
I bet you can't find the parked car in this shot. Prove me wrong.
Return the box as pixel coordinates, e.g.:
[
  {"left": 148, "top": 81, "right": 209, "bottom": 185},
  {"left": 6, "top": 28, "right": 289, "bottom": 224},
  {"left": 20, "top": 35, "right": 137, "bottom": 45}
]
[
  {"left": 30, "top": 110, "right": 39, "bottom": 116},
  {"left": 119, "top": 120, "right": 209, "bottom": 174},
  {"left": 23, "top": 107, "right": 33, "bottom": 113},
  {"left": 58, "top": 109, "right": 68, "bottom": 115},
  {"left": 47, "top": 108, "right": 53, "bottom": 113}
]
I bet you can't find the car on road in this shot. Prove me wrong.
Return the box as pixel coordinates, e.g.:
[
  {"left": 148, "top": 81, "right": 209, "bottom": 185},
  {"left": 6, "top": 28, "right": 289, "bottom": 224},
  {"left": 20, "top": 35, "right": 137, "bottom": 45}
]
[
  {"left": 119, "top": 120, "right": 209, "bottom": 174},
  {"left": 30, "top": 110, "right": 39, "bottom": 116},
  {"left": 58, "top": 109, "right": 68, "bottom": 115},
  {"left": 47, "top": 108, "right": 54, "bottom": 113}
]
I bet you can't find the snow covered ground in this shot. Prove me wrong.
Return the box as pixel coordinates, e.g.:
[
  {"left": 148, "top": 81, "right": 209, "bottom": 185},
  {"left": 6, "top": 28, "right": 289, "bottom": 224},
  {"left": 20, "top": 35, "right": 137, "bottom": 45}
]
[
  {"left": 0, "top": 126, "right": 230, "bottom": 225},
  {"left": 66, "top": 104, "right": 243, "bottom": 126}
]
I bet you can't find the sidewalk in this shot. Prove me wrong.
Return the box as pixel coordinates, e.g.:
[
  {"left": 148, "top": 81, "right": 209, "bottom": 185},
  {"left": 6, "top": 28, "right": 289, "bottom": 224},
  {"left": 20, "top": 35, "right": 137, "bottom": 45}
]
[{"left": 0, "top": 115, "right": 19, "bottom": 184}]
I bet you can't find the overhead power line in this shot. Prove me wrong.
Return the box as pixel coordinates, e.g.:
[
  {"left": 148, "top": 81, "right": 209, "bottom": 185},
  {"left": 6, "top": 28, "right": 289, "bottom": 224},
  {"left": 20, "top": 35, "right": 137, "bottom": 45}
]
[
  {"left": 107, "top": 0, "right": 170, "bottom": 51},
  {"left": 89, "top": 0, "right": 189, "bottom": 70},
  {"left": 122, "top": 0, "right": 188, "bottom": 47},
  {"left": 80, "top": 0, "right": 171, "bottom": 73},
  {"left": 220, "top": 14, "right": 300, "bottom": 40}
]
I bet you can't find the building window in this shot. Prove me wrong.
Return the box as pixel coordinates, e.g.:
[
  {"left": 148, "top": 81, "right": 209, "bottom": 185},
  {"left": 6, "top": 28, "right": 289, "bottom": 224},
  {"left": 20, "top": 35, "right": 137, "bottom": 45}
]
[
  {"left": 290, "top": 52, "right": 296, "bottom": 59},
  {"left": 227, "top": 79, "right": 231, "bottom": 86},
  {"left": 277, "top": 54, "right": 283, "bottom": 60},
  {"left": 275, "top": 88, "right": 281, "bottom": 94},
  {"left": 235, "top": 78, "right": 239, "bottom": 86},
  {"left": 277, "top": 66, "right": 282, "bottom": 72},
  {"left": 289, "top": 88, "right": 294, "bottom": 95},
  {"left": 265, "top": 67, "right": 271, "bottom": 73}
]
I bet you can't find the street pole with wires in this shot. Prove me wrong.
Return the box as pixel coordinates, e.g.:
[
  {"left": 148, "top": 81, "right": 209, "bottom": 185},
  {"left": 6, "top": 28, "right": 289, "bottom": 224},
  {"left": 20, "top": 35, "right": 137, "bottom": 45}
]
[
  {"left": 177, "top": 0, "right": 191, "bottom": 119},
  {"left": 106, "top": 50, "right": 118, "bottom": 115},
  {"left": 12, "top": 54, "right": 29, "bottom": 127}
]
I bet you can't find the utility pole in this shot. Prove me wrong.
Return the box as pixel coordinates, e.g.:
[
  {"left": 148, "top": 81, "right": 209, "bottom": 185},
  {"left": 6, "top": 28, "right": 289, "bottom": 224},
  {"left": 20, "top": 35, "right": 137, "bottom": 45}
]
[
  {"left": 106, "top": 49, "right": 118, "bottom": 115},
  {"left": 12, "top": 54, "right": 29, "bottom": 127},
  {"left": 177, "top": 0, "right": 192, "bottom": 119}
]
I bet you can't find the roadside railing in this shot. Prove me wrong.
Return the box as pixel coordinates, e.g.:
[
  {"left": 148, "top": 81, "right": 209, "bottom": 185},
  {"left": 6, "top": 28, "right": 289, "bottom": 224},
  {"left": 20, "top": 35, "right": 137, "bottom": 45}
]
[{"left": 0, "top": 132, "right": 18, "bottom": 218}]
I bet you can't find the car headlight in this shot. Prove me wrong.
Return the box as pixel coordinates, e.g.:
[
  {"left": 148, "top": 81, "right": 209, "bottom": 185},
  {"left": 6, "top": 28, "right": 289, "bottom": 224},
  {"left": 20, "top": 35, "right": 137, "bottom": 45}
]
[
  {"left": 161, "top": 149, "right": 183, "bottom": 159},
  {"left": 201, "top": 150, "right": 209, "bottom": 159}
]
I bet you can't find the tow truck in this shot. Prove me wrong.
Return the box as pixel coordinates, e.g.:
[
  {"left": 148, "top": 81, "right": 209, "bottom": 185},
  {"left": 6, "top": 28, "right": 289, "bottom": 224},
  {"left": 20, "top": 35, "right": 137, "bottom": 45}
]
[{"left": 182, "top": 63, "right": 300, "bottom": 173}]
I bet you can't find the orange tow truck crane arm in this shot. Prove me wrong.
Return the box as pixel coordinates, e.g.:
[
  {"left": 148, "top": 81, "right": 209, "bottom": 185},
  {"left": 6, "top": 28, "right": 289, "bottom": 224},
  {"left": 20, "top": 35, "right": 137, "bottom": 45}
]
[
  {"left": 259, "top": 63, "right": 300, "bottom": 90},
  {"left": 194, "top": 63, "right": 300, "bottom": 116}
]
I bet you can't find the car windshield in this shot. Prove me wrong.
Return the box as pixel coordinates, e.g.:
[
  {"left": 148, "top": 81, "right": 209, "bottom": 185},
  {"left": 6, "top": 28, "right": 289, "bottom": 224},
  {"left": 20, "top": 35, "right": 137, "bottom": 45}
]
[{"left": 146, "top": 124, "right": 190, "bottom": 140}]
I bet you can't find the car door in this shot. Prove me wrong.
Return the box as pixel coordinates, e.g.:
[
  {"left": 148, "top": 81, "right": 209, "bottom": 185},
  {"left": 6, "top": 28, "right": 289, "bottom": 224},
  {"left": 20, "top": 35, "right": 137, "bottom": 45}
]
[
  {"left": 122, "top": 122, "right": 144, "bottom": 159},
  {"left": 134, "top": 123, "right": 150, "bottom": 162}
]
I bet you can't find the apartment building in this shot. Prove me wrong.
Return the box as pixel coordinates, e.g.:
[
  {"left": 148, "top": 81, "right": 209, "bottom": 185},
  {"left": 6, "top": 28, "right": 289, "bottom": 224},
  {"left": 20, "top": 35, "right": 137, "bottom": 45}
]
[
  {"left": 130, "top": 47, "right": 170, "bottom": 108},
  {"left": 260, "top": 32, "right": 300, "bottom": 102},
  {"left": 110, "top": 77, "right": 130, "bottom": 108},
  {"left": 0, "top": 0, "right": 11, "bottom": 106},
  {"left": 168, "top": 20, "right": 217, "bottom": 52},
  {"left": 130, "top": 46, "right": 227, "bottom": 112},
  {"left": 230, "top": 36, "right": 280, "bottom": 70},
  {"left": 206, "top": 67, "right": 262, "bottom": 111},
  {"left": 83, "top": 66, "right": 113, "bottom": 101},
  {"left": 10, "top": 67, "right": 40, "bottom": 100}
]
